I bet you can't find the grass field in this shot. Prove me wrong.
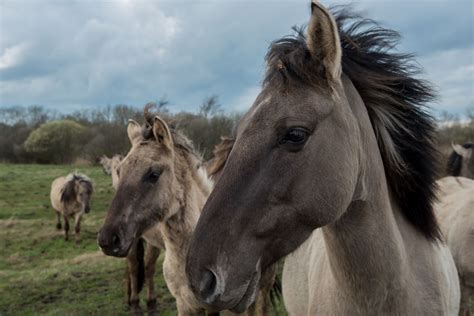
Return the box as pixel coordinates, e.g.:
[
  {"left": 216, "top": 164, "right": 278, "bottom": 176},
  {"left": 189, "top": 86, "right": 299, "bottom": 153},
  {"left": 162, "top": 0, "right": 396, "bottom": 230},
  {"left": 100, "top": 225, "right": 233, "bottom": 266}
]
[
  {"left": 3, "top": 163, "right": 469, "bottom": 315},
  {"left": 0, "top": 164, "right": 196, "bottom": 315}
]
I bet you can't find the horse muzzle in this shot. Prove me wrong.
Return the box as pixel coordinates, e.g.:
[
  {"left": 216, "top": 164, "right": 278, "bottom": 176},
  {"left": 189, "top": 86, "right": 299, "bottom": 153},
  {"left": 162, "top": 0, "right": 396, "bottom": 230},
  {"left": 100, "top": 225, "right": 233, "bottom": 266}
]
[{"left": 97, "top": 227, "right": 133, "bottom": 257}]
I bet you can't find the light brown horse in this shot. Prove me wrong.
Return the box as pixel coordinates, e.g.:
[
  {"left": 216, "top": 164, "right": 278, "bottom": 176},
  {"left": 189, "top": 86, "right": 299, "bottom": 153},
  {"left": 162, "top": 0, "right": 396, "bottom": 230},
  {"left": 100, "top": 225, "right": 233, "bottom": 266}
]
[
  {"left": 186, "top": 2, "right": 460, "bottom": 314},
  {"left": 104, "top": 153, "right": 164, "bottom": 315},
  {"left": 444, "top": 143, "right": 474, "bottom": 315},
  {"left": 50, "top": 172, "right": 93, "bottom": 243},
  {"left": 436, "top": 176, "right": 474, "bottom": 316},
  {"left": 98, "top": 109, "right": 276, "bottom": 315}
]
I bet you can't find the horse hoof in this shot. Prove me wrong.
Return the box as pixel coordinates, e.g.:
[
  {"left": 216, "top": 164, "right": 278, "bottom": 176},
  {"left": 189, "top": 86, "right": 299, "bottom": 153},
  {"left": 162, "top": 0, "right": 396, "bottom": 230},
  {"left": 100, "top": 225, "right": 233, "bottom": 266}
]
[
  {"left": 56, "top": 224, "right": 62, "bottom": 230},
  {"left": 129, "top": 300, "right": 143, "bottom": 316}
]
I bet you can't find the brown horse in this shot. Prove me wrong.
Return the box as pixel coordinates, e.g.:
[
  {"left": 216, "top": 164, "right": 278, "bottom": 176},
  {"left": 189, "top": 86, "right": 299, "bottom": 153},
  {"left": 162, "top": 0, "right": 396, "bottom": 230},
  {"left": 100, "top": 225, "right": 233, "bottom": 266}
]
[
  {"left": 447, "top": 143, "right": 474, "bottom": 179},
  {"left": 98, "top": 109, "right": 275, "bottom": 315},
  {"left": 50, "top": 172, "right": 93, "bottom": 243},
  {"left": 186, "top": 2, "right": 460, "bottom": 314}
]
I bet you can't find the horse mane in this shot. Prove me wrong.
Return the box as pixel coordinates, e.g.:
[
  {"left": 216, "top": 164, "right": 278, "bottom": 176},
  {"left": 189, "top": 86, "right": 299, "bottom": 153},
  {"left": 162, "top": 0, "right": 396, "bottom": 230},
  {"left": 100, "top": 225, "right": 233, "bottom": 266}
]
[
  {"left": 207, "top": 137, "right": 235, "bottom": 178},
  {"left": 447, "top": 143, "right": 474, "bottom": 176},
  {"left": 264, "top": 6, "right": 440, "bottom": 240},
  {"left": 61, "top": 173, "right": 93, "bottom": 203},
  {"left": 141, "top": 104, "right": 203, "bottom": 163}
]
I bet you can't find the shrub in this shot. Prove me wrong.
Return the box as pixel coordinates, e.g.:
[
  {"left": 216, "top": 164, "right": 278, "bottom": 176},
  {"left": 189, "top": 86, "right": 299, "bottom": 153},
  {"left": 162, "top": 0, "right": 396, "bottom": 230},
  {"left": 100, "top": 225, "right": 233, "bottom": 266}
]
[{"left": 24, "top": 120, "right": 89, "bottom": 164}]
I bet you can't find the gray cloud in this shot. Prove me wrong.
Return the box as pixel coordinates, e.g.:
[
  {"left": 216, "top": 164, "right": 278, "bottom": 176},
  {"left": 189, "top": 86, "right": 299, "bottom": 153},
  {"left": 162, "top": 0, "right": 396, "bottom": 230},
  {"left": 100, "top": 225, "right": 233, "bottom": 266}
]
[{"left": 0, "top": 0, "right": 472, "bottom": 115}]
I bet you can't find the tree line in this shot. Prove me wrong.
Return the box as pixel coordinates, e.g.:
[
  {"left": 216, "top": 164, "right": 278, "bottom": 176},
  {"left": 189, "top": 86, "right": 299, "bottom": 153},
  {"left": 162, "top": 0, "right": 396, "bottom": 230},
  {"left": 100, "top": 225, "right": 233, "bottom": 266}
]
[
  {"left": 0, "top": 101, "right": 472, "bottom": 165},
  {"left": 0, "top": 96, "right": 240, "bottom": 164}
]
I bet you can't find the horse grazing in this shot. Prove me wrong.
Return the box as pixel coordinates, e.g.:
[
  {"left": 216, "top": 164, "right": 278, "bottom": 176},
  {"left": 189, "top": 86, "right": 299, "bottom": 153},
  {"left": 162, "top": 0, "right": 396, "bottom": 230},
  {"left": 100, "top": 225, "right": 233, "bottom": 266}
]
[
  {"left": 436, "top": 177, "right": 474, "bottom": 315},
  {"left": 99, "top": 154, "right": 124, "bottom": 189},
  {"left": 186, "top": 2, "right": 460, "bottom": 314},
  {"left": 50, "top": 173, "right": 93, "bottom": 243},
  {"left": 102, "top": 152, "right": 164, "bottom": 315},
  {"left": 447, "top": 143, "right": 474, "bottom": 179}
]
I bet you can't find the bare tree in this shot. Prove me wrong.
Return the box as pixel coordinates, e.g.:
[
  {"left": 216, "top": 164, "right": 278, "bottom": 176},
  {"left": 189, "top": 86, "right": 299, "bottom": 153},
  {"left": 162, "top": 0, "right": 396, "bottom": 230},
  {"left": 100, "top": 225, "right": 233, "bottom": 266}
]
[{"left": 199, "top": 95, "right": 221, "bottom": 119}]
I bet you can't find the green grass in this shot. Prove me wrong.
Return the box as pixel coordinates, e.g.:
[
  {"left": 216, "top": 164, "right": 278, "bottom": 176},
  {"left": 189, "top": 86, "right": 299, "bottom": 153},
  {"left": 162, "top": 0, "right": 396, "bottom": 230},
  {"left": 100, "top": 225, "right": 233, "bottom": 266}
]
[
  {"left": 0, "top": 164, "right": 178, "bottom": 315},
  {"left": 0, "top": 163, "right": 287, "bottom": 315}
]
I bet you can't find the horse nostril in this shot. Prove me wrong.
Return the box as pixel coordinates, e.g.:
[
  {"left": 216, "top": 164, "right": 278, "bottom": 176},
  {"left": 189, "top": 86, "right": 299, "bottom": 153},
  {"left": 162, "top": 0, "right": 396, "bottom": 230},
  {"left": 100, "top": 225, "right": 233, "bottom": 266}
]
[
  {"left": 97, "top": 229, "right": 109, "bottom": 249},
  {"left": 199, "top": 269, "right": 221, "bottom": 304},
  {"left": 112, "top": 234, "right": 121, "bottom": 252}
]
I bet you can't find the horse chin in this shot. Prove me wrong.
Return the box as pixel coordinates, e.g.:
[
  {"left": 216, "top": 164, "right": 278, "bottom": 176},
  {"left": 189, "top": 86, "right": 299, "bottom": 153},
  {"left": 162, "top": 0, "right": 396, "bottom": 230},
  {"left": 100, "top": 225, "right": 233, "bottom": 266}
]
[
  {"left": 101, "top": 236, "right": 135, "bottom": 258},
  {"left": 115, "top": 238, "right": 135, "bottom": 257},
  {"left": 229, "top": 266, "right": 261, "bottom": 313}
]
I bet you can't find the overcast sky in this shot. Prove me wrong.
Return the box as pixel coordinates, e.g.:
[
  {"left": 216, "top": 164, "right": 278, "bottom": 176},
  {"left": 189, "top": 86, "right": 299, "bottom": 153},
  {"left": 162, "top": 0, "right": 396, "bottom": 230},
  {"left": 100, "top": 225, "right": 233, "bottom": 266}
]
[{"left": 0, "top": 0, "right": 473, "bottom": 116}]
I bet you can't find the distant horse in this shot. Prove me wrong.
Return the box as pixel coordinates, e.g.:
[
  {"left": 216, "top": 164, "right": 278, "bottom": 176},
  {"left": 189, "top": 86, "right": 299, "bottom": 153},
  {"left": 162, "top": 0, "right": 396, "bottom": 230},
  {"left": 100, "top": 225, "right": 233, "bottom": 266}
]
[
  {"left": 447, "top": 143, "right": 474, "bottom": 179},
  {"left": 50, "top": 173, "right": 93, "bottom": 243},
  {"left": 99, "top": 154, "right": 123, "bottom": 189},
  {"left": 436, "top": 177, "right": 474, "bottom": 316},
  {"left": 186, "top": 2, "right": 460, "bottom": 315},
  {"left": 98, "top": 108, "right": 275, "bottom": 315}
]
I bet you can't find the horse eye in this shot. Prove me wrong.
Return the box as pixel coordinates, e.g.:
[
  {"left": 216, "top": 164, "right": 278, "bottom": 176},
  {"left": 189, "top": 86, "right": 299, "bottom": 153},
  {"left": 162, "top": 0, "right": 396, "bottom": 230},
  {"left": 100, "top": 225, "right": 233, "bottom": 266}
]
[
  {"left": 281, "top": 128, "right": 309, "bottom": 145},
  {"left": 145, "top": 169, "right": 162, "bottom": 183}
]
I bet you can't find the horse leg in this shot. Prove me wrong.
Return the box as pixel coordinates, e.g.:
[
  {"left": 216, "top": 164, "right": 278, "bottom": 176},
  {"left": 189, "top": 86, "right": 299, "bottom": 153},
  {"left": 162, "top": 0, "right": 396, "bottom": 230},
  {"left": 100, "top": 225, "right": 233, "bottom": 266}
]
[
  {"left": 126, "top": 240, "right": 143, "bottom": 315},
  {"left": 63, "top": 215, "right": 69, "bottom": 241},
  {"left": 74, "top": 213, "right": 82, "bottom": 244},
  {"left": 55, "top": 211, "right": 62, "bottom": 230},
  {"left": 144, "top": 244, "right": 160, "bottom": 316}
]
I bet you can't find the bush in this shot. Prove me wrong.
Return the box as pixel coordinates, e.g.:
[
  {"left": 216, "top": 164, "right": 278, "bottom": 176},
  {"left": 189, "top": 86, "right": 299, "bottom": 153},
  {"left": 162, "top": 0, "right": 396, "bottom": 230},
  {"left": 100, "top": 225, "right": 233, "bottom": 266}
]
[{"left": 24, "top": 120, "right": 89, "bottom": 164}]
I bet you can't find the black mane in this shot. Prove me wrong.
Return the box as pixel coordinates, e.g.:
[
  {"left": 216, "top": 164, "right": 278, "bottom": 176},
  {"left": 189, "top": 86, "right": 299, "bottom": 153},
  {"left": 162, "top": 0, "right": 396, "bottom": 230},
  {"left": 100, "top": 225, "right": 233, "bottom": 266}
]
[
  {"left": 265, "top": 6, "right": 440, "bottom": 240},
  {"left": 447, "top": 143, "right": 474, "bottom": 176},
  {"left": 60, "top": 173, "right": 92, "bottom": 203}
]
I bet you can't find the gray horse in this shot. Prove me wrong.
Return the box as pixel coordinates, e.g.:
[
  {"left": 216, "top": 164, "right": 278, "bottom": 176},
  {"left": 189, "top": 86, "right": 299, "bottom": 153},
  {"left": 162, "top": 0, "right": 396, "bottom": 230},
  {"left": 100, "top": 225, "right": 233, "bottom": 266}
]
[{"left": 186, "top": 2, "right": 459, "bottom": 315}]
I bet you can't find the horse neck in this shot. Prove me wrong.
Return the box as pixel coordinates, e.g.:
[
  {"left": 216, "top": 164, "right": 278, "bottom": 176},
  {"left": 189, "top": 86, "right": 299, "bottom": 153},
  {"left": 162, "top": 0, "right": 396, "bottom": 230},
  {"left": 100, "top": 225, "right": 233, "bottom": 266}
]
[
  {"left": 160, "top": 152, "right": 212, "bottom": 260},
  {"left": 320, "top": 81, "right": 416, "bottom": 304}
]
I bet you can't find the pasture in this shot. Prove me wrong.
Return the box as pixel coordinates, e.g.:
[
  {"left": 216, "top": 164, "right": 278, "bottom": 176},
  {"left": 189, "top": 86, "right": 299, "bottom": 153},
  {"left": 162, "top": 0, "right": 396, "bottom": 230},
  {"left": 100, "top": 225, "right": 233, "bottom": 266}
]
[{"left": 0, "top": 163, "right": 177, "bottom": 315}]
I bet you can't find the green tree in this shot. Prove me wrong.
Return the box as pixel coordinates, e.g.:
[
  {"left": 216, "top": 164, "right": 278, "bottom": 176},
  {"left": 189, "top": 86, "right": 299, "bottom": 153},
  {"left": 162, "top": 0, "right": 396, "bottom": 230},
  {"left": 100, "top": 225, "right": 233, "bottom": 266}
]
[{"left": 24, "top": 120, "right": 89, "bottom": 163}]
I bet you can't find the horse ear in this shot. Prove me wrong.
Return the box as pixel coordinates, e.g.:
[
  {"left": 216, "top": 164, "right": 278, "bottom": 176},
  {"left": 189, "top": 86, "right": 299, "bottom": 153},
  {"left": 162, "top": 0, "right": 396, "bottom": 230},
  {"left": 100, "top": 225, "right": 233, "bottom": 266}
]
[
  {"left": 307, "top": 1, "right": 342, "bottom": 82},
  {"left": 153, "top": 115, "right": 173, "bottom": 149},
  {"left": 452, "top": 143, "right": 471, "bottom": 158},
  {"left": 127, "top": 119, "right": 142, "bottom": 144}
]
